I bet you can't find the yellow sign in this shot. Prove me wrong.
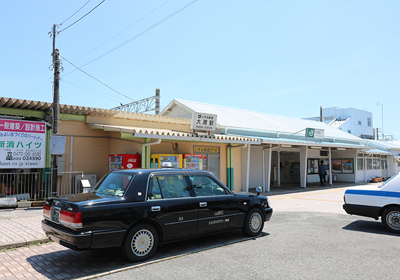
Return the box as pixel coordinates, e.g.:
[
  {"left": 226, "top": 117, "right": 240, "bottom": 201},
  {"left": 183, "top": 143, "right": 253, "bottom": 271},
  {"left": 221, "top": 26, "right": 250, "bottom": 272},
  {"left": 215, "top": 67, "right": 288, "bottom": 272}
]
[{"left": 194, "top": 147, "right": 220, "bottom": 154}]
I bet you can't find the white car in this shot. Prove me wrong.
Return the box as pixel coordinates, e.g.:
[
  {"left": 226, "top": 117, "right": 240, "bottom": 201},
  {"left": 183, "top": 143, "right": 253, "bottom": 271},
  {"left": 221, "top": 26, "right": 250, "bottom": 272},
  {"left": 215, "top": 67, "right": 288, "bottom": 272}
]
[{"left": 343, "top": 172, "right": 400, "bottom": 233}]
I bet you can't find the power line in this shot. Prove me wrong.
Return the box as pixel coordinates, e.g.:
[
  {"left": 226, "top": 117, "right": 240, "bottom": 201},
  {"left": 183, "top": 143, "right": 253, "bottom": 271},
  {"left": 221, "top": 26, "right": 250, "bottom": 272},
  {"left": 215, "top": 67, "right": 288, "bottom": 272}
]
[
  {"left": 61, "top": 79, "right": 124, "bottom": 103},
  {"left": 58, "top": 0, "right": 106, "bottom": 33},
  {"left": 63, "top": 0, "right": 197, "bottom": 75},
  {"left": 60, "top": 0, "right": 91, "bottom": 26},
  {"left": 70, "top": 0, "right": 171, "bottom": 65},
  {"left": 61, "top": 55, "right": 134, "bottom": 101},
  {"left": 25, "top": 76, "right": 52, "bottom": 99}
]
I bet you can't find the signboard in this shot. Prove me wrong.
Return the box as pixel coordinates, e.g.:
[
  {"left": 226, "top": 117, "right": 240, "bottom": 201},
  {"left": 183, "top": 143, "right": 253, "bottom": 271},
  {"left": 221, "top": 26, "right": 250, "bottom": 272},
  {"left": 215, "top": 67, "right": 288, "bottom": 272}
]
[
  {"left": 191, "top": 112, "right": 217, "bottom": 131},
  {"left": 194, "top": 147, "right": 220, "bottom": 154},
  {"left": 0, "top": 120, "right": 46, "bottom": 169},
  {"left": 306, "top": 128, "right": 324, "bottom": 139}
]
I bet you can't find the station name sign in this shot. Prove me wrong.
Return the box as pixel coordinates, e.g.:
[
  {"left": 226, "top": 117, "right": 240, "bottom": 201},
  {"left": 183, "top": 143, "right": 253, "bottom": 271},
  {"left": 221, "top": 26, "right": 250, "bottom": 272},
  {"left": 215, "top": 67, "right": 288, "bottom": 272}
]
[
  {"left": 191, "top": 112, "right": 217, "bottom": 132},
  {"left": 306, "top": 128, "right": 324, "bottom": 139}
]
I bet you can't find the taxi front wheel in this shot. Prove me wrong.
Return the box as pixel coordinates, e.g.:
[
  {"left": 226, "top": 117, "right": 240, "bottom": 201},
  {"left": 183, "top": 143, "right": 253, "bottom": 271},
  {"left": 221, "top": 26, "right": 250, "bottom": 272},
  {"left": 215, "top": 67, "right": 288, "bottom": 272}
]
[
  {"left": 242, "top": 208, "right": 264, "bottom": 237},
  {"left": 122, "top": 223, "right": 159, "bottom": 262},
  {"left": 382, "top": 207, "right": 400, "bottom": 233}
]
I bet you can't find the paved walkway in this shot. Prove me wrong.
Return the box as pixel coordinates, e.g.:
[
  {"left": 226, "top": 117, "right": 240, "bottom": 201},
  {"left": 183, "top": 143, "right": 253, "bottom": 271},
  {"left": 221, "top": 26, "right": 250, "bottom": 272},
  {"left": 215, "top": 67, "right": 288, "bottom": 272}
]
[{"left": 0, "top": 181, "right": 382, "bottom": 279}]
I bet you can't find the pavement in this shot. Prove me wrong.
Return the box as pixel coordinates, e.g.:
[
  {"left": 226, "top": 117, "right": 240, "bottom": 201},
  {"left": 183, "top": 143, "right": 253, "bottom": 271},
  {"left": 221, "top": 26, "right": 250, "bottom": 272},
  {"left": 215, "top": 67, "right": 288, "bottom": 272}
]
[{"left": 0, "top": 181, "right": 382, "bottom": 279}]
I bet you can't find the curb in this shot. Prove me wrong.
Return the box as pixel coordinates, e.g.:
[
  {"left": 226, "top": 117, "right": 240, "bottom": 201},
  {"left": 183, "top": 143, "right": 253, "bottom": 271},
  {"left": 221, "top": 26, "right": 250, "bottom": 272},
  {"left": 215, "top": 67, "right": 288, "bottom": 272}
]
[{"left": 0, "top": 237, "right": 51, "bottom": 251}]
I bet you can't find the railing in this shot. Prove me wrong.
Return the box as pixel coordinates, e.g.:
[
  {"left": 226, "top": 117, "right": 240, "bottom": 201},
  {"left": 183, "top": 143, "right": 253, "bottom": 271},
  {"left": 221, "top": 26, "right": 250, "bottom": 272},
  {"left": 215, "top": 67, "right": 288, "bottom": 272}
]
[{"left": 0, "top": 171, "right": 85, "bottom": 201}]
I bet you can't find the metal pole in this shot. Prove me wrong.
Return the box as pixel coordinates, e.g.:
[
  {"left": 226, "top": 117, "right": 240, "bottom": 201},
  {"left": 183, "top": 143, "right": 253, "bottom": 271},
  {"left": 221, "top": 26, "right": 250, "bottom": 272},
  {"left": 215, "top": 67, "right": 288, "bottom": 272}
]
[
  {"left": 155, "top": 89, "right": 160, "bottom": 115},
  {"left": 381, "top": 104, "right": 384, "bottom": 140}
]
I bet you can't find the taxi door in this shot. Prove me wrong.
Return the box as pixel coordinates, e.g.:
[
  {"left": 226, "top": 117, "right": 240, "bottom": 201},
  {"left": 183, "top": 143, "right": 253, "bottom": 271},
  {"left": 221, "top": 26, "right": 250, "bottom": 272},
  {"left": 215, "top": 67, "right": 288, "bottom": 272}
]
[
  {"left": 146, "top": 173, "right": 198, "bottom": 240},
  {"left": 188, "top": 174, "right": 243, "bottom": 234}
]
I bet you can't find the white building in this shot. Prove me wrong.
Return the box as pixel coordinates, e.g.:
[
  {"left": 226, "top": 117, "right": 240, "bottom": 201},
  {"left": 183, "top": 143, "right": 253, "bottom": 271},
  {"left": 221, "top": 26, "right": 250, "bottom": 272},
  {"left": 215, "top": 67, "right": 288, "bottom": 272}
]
[
  {"left": 305, "top": 107, "right": 374, "bottom": 139},
  {"left": 161, "top": 99, "right": 378, "bottom": 192}
]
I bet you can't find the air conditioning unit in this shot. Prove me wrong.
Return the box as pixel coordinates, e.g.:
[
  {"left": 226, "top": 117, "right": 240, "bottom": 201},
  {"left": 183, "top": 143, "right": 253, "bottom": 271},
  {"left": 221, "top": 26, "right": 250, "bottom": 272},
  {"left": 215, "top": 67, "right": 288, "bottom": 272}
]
[
  {"left": 74, "top": 174, "right": 97, "bottom": 193},
  {"left": 320, "top": 151, "right": 329, "bottom": 157}
]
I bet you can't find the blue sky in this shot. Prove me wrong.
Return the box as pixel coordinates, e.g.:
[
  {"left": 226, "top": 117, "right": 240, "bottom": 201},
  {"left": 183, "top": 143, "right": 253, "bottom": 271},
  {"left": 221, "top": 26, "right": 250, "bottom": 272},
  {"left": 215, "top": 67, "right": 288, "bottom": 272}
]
[{"left": 1, "top": 0, "right": 399, "bottom": 140}]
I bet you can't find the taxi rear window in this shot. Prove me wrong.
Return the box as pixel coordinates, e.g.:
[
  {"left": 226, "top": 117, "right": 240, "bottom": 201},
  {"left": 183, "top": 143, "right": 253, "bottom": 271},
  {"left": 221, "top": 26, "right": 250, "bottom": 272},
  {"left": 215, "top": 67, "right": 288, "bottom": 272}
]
[
  {"left": 91, "top": 173, "right": 134, "bottom": 197},
  {"left": 378, "top": 173, "right": 399, "bottom": 188}
]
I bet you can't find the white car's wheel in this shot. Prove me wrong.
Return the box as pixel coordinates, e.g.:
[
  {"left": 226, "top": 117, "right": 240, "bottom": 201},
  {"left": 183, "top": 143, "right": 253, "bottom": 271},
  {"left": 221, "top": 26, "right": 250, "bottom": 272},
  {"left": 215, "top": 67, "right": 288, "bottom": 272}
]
[
  {"left": 382, "top": 207, "right": 400, "bottom": 233},
  {"left": 123, "top": 223, "right": 158, "bottom": 262}
]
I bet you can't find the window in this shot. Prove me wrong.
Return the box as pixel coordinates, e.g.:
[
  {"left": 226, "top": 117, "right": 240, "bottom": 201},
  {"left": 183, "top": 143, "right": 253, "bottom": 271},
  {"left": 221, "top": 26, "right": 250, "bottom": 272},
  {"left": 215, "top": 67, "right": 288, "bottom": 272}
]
[
  {"left": 357, "top": 158, "right": 364, "bottom": 170},
  {"left": 367, "top": 118, "right": 372, "bottom": 127},
  {"left": 381, "top": 159, "right": 387, "bottom": 170},
  {"left": 367, "top": 159, "right": 373, "bottom": 170},
  {"left": 189, "top": 175, "right": 228, "bottom": 196},
  {"left": 358, "top": 121, "right": 362, "bottom": 125},
  {"left": 91, "top": 173, "right": 134, "bottom": 197},
  {"left": 348, "top": 130, "right": 351, "bottom": 134},
  {"left": 148, "top": 175, "right": 190, "bottom": 199},
  {"left": 357, "top": 153, "right": 364, "bottom": 158},
  {"left": 373, "top": 159, "right": 380, "bottom": 169}
]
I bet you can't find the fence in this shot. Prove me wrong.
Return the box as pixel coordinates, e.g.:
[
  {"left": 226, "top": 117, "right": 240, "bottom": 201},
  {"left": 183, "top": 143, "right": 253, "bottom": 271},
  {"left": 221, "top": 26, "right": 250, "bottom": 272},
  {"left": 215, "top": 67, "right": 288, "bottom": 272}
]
[{"left": 0, "top": 171, "right": 85, "bottom": 201}]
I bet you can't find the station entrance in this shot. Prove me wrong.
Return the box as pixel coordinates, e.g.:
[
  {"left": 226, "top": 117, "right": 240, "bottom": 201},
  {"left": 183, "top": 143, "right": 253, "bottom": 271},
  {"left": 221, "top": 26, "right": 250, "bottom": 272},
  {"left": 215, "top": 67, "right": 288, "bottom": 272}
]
[{"left": 271, "top": 151, "right": 300, "bottom": 186}]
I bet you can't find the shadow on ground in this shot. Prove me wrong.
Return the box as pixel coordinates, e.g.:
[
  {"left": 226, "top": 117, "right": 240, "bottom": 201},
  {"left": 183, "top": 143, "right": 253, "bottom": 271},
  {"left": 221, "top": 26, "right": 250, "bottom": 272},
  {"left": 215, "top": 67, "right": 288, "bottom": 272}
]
[
  {"left": 26, "top": 229, "right": 268, "bottom": 279},
  {"left": 342, "top": 219, "right": 399, "bottom": 236}
]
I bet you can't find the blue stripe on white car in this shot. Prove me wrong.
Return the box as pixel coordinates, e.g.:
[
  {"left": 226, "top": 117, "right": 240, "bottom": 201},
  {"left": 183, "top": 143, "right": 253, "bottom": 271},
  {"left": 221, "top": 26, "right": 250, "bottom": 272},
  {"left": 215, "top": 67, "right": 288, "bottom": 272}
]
[{"left": 345, "top": 189, "right": 399, "bottom": 198}]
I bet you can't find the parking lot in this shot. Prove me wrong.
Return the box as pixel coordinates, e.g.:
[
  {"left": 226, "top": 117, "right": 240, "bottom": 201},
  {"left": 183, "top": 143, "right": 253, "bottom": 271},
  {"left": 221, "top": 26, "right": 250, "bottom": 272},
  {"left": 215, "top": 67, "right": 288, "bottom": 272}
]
[{"left": 1, "top": 182, "right": 398, "bottom": 280}]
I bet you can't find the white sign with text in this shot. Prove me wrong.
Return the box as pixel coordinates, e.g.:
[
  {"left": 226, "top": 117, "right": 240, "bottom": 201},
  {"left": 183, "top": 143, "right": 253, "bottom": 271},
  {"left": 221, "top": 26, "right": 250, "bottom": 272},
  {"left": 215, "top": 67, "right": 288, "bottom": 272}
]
[
  {"left": 191, "top": 112, "right": 217, "bottom": 131},
  {"left": 0, "top": 120, "right": 46, "bottom": 169}
]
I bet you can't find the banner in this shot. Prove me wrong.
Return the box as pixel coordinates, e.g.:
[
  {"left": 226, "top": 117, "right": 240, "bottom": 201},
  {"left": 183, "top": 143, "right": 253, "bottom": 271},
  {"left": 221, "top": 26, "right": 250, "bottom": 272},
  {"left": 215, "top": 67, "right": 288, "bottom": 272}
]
[{"left": 0, "top": 120, "right": 46, "bottom": 169}]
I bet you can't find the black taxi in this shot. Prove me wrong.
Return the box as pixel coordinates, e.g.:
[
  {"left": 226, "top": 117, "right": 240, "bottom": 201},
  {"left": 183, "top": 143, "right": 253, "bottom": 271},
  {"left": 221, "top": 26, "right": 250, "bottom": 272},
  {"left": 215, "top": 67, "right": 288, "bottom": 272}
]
[{"left": 42, "top": 168, "right": 273, "bottom": 262}]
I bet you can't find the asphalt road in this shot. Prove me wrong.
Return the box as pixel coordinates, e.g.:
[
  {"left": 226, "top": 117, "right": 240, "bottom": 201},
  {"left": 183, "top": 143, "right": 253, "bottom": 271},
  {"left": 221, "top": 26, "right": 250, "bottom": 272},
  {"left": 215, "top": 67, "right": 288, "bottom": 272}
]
[{"left": 92, "top": 211, "right": 399, "bottom": 280}]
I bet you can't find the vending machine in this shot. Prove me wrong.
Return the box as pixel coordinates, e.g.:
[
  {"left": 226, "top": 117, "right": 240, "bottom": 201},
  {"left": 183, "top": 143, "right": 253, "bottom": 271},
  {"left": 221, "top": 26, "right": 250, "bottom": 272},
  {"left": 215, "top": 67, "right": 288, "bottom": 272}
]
[
  {"left": 150, "top": 154, "right": 182, "bottom": 168},
  {"left": 109, "top": 154, "right": 141, "bottom": 171},
  {"left": 183, "top": 154, "right": 203, "bottom": 169}
]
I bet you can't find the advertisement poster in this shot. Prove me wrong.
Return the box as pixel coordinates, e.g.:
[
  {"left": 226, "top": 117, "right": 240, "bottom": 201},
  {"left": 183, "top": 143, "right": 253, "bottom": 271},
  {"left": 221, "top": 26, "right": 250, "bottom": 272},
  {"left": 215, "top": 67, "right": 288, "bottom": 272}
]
[
  {"left": 342, "top": 159, "right": 354, "bottom": 173},
  {"left": 331, "top": 159, "right": 342, "bottom": 173},
  {"left": 0, "top": 120, "right": 46, "bottom": 169}
]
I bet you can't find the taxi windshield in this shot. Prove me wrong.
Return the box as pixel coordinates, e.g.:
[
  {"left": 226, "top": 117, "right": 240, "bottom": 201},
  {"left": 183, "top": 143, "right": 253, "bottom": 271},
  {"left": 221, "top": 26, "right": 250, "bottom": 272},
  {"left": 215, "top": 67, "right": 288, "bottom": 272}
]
[{"left": 91, "top": 172, "right": 135, "bottom": 197}]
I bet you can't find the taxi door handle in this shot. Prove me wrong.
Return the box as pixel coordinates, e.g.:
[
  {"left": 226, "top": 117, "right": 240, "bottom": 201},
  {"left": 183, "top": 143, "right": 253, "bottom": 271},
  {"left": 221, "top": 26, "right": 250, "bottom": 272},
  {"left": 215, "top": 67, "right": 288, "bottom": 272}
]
[
  {"left": 151, "top": 206, "right": 161, "bottom": 212},
  {"left": 199, "top": 202, "right": 207, "bottom": 207}
]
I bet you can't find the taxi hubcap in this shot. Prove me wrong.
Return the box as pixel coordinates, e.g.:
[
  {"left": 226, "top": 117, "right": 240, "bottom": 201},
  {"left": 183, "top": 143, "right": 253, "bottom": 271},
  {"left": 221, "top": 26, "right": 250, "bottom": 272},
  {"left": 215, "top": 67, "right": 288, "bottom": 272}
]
[
  {"left": 131, "top": 229, "right": 154, "bottom": 256},
  {"left": 249, "top": 212, "right": 262, "bottom": 233},
  {"left": 387, "top": 211, "right": 400, "bottom": 229}
]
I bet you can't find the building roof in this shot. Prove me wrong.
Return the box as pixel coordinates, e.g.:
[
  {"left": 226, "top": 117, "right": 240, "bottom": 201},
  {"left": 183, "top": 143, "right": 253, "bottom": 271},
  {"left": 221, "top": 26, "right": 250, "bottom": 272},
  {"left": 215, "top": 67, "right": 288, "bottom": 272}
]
[
  {"left": 328, "top": 118, "right": 350, "bottom": 128},
  {"left": 88, "top": 123, "right": 261, "bottom": 144},
  {"left": 161, "top": 99, "right": 368, "bottom": 145},
  {"left": 0, "top": 97, "right": 190, "bottom": 125}
]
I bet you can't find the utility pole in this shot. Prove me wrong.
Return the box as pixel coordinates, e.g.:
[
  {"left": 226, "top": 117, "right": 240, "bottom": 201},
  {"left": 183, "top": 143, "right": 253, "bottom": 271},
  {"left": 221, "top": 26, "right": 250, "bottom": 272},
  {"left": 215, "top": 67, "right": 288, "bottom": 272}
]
[
  {"left": 51, "top": 24, "right": 60, "bottom": 196},
  {"left": 320, "top": 106, "right": 322, "bottom": 122}
]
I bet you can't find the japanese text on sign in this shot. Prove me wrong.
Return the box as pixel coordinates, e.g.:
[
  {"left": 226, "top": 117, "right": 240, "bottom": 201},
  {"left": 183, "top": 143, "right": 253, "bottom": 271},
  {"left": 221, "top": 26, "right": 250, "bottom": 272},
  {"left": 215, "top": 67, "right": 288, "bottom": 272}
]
[
  {"left": 194, "top": 147, "right": 220, "bottom": 154},
  {"left": 0, "top": 120, "right": 46, "bottom": 169},
  {"left": 191, "top": 112, "right": 217, "bottom": 132},
  {"left": 305, "top": 128, "right": 324, "bottom": 139}
]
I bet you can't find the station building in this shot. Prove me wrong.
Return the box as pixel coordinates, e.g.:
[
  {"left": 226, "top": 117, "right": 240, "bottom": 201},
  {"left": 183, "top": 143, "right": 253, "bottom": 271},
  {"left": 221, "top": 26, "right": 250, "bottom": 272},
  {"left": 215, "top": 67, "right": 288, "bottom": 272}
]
[{"left": 0, "top": 97, "right": 399, "bottom": 200}]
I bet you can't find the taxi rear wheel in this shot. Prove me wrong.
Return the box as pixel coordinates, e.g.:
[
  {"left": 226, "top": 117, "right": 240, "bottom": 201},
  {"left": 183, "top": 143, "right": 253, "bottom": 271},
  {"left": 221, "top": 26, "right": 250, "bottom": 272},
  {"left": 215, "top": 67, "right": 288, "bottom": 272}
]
[
  {"left": 242, "top": 208, "right": 264, "bottom": 237},
  {"left": 382, "top": 207, "right": 400, "bottom": 233},
  {"left": 122, "top": 223, "right": 159, "bottom": 262}
]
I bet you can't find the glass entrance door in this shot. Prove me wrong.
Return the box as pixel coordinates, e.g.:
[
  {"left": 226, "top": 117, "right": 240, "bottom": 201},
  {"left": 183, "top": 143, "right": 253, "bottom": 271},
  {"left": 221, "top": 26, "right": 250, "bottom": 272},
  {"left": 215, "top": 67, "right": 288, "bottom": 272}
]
[{"left": 201, "top": 154, "right": 220, "bottom": 179}]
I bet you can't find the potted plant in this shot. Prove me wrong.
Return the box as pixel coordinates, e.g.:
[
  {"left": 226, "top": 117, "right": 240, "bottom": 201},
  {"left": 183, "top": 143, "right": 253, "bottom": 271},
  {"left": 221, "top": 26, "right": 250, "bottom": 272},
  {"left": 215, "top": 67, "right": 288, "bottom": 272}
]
[{"left": 372, "top": 177, "right": 382, "bottom": 182}]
